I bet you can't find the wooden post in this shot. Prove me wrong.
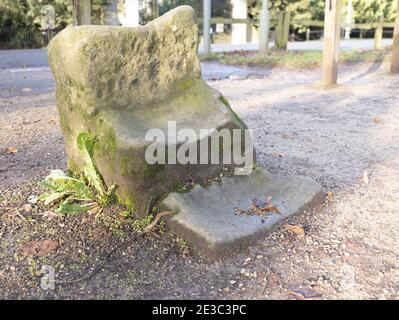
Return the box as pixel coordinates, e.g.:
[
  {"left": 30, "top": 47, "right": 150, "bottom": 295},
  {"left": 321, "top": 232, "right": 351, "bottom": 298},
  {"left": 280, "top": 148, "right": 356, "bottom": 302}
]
[
  {"left": 322, "top": 0, "right": 342, "bottom": 87},
  {"left": 306, "top": 28, "right": 310, "bottom": 41},
  {"left": 275, "top": 12, "right": 284, "bottom": 49},
  {"left": 72, "top": 0, "right": 91, "bottom": 26},
  {"left": 374, "top": 15, "right": 384, "bottom": 50},
  {"left": 275, "top": 11, "right": 290, "bottom": 50},
  {"left": 246, "top": 19, "right": 253, "bottom": 43},
  {"left": 259, "top": 0, "right": 270, "bottom": 54},
  {"left": 203, "top": 0, "right": 211, "bottom": 57},
  {"left": 391, "top": 0, "right": 399, "bottom": 73},
  {"left": 282, "top": 10, "right": 291, "bottom": 49},
  {"left": 152, "top": 0, "right": 159, "bottom": 19}
]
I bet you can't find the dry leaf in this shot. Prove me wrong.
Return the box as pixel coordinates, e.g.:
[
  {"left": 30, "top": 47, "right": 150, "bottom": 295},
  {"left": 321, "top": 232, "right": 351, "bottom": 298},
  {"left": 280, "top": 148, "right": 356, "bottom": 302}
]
[
  {"left": 284, "top": 224, "right": 305, "bottom": 236},
  {"left": 21, "top": 240, "right": 59, "bottom": 257},
  {"left": 326, "top": 191, "right": 334, "bottom": 202},
  {"left": 372, "top": 117, "right": 381, "bottom": 124},
  {"left": 262, "top": 197, "right": 281, "bottom": 214},
  {"left": 288, "top": 290, "right": 320, "bottom": 300},
  {"left": 1, "top": 207, "right": 25, "bottom": 220},
  {"left": 38, "top": 211, "right": 58, "bottom": 220},
  {"left": 91, "top": 227, "right": 111, "bottom": 242},
  {"left": 21, "top": 203, "right": 32, "bottom": 213},
  {"left": 363, "top": 170, "right": 369, "bottom": 185},
  {"left": 234, "top": 196, "right": 280, "bottom": 216},
  {"left": 5, "top": 147, "right": 18, "bottom": 154}
]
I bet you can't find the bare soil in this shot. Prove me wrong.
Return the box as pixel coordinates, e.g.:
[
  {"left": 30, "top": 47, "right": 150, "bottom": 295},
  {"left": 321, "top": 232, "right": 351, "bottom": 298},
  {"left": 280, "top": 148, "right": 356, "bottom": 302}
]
[{"left": 0, "top": 59, "right": 398, "bottom": 299}]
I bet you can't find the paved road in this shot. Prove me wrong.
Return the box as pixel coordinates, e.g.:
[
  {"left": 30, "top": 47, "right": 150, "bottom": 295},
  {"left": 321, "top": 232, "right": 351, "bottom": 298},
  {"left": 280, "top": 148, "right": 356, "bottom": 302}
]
[
  {"left": 0, "top": 38, "right": 392, "bottom": 70},
  {"left": 0, "top": 49, "right": 265, "bottom": 98},
  {"left": 0, "top": 61, "right": 263, "bottom": 98},
  {"left": 0, "top": 38, "right": 393, "bottom": 98},
  {"left": 198, "top": 38, "right": 393, "bottom": 53}
]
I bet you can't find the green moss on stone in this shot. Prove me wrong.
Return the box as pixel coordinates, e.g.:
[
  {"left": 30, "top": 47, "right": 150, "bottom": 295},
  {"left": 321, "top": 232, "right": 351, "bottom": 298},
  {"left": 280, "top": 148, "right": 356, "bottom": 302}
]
[
  {"left": 120, "top": 155, "right": 131, "bottom": 176},
  {"left": 219, "top": 95, "right": 247, "bottom": 129},
  {"left": 116, "top": 192, "right": 136, "bottom": 211},
  {"left": 95, "top": 127, "right": 117, "bottom": 159},
  {"left": 177, "top": 78, "right": 194, "bottom": 91},
  {"left": 67, "top": 158, "right": 80, "bottom": 173},
  {"left": 143, "top": 163, "right": 165, "bottom": 178}
]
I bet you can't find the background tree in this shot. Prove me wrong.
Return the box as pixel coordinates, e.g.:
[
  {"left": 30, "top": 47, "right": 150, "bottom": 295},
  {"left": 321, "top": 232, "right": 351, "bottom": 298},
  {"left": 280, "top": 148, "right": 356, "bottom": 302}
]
[
  {"left": 0, "top": 0, "right": 73, "bottom": 28},
  {"left": 353, "top": 0, "right": 397, "bottom": 23},
  {"left": 0, "top": 0, "right": 111, "bottom": 28},
  {"left": 157, "top": 0, "right": 232, "bottom": 18}
]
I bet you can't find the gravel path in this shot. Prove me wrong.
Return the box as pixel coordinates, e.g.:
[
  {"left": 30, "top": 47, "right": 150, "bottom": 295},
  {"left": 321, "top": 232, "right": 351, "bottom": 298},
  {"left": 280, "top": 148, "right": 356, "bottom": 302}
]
[{"left": 0, "top": 59, "right": 398, "bottom": 299}]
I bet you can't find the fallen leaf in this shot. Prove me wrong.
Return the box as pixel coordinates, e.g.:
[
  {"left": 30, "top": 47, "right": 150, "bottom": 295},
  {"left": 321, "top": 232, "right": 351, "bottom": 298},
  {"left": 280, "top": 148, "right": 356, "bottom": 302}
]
[
  {"left": 283, "top": 224, "right": 305, "bottom": 236},
  {"left": 363, "top": 169, "right": 369, "bottom": 185},
  {"left": 5, "top": 147, "right": 18, "bottom": 154},
  {"left": 372, "top": 117, "right": 381, "bottom": 124},
  {"left": 21, "top": 203, "right": 32, "bottom": 213},
  {"left": 38, "top": 211, "right": 58, "bottom": 220},
  {"left": 91, "top": 227, "right": 111, "bottom": 242},
  {"left": 0, "top": 207, "right": 25, "bottom": 220},
  {"left": 326, "top": 191, "right": 334, "bottom": 202},
  {"left": 281, "top": 133, "right": 292, "bottom": 139},
  {"left": 266, "top": 271, "right": 281, "bottom": 289},
  {"left": 21, "top": 240, "right": 59, "bottom": 257},
  {"left": 234, "top": 196, "right": 280, "bottom": 216},
  {"left": 288, "top": 290, "right": 320, "bottom": 300}
]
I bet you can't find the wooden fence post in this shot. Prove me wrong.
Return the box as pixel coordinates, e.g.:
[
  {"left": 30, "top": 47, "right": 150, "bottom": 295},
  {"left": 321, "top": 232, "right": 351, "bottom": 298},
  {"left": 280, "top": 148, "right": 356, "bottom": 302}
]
[
  {"left": 259, "top": 0, "right": 270, "bottom": 54},
  {"left": 203, "top": 0, "right": 211, "bottom": 57},
  {"left": 306, "top": 28, "right": 310, "bottom": 41},
  {"left": 275, "top": 11, "right": 290, "bottom": 50},
  {"left": 246, "top": 19, "right": 253, "bottom": 43},
  {"left": 282, "top": 10, "right": 291, "bottom": 49},
  {"left": 152, "top": 0, "right": 159, "bottom": 19},
  {"left": 391, "top": 0, "right": 399, "bottom": 73},
  {"left": 275, "top": 12, "right": 284, "bottom": 49},
  {"left": 72, "top": 0, "right": 91, "bottom": 26},
  {"left": 322, "top": 0, "right": 342, "bottom": 87},
  {"left": 374, "top": 15, "right": 384, "bottom": 50}
]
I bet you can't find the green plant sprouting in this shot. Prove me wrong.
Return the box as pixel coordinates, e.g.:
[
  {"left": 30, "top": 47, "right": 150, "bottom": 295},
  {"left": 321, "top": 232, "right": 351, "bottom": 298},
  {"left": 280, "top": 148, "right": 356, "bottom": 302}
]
[{"left": 38, "top": 132, "right": 116, "bottom": 215}]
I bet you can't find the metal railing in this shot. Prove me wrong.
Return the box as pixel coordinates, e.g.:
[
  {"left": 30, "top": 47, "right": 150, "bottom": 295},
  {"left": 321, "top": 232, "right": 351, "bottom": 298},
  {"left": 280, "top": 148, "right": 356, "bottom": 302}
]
[
  {"left": 0, "top": 27, "right": 64, "bottom": 50},
  {"left": 198, "top": 16, "right": 396, "bottom": 42}
]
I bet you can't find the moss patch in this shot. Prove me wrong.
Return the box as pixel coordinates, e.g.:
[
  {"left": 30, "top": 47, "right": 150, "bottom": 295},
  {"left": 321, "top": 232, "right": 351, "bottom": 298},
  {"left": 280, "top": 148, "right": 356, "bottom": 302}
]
[
  {"left": 219, "top": 95, "right": 247, "bottom": 129},
  {"left": 144, "top": 163, "right": 165, "bottom": 178},
  {"left": 94, "top": 127, "right": 117, "bottom": 159}
]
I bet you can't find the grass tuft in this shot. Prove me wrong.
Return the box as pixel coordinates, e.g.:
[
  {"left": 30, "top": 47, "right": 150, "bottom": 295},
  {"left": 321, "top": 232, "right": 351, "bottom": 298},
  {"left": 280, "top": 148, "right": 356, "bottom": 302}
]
[{"left": 200, "top": 47, "right": 391, "bottom": 69}]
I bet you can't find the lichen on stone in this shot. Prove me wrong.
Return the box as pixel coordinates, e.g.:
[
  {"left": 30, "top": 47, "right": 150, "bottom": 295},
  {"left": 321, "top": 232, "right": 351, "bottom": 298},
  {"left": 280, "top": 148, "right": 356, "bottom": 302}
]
[{"left": 48, "top": 6, "right": 253, "bottom": 215}]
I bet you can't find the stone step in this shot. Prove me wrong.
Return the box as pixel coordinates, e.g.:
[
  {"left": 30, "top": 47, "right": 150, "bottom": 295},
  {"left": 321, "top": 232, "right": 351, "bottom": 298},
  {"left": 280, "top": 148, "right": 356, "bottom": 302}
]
[{"left": 161, "top": 167, "right": 324, "bottom": 259}]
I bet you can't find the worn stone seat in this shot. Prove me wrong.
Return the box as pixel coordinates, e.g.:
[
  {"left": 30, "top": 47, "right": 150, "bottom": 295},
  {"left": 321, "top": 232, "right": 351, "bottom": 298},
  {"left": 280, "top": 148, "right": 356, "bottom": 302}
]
[
  {"left": 48, "top": 6, "right": 245, "bottom": 213},
  {"left": 49, "top": 5, "right": 323, "bottom": 258}
]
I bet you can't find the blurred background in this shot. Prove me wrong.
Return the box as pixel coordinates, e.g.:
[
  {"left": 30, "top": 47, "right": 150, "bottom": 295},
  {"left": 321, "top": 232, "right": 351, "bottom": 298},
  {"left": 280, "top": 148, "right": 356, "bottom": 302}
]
[{"left": 0, "top": 0, "right": 397, "bottom": 50}]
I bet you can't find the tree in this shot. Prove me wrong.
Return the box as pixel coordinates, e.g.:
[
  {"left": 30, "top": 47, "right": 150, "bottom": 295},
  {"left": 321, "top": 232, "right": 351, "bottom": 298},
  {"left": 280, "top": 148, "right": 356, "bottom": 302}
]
[
  {"left": 0, "top": 0, "right": 111, "bottom": 29},
  {"left": 158, "top": 0, "right": 232, "bottom": 18},
  {"left": 353, "top": 0, "right": 397, "bottom": 23}
]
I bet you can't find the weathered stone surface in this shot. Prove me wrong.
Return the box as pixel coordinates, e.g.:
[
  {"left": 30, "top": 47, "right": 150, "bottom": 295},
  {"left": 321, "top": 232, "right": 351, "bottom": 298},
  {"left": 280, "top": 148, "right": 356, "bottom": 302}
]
[
  {"left": 48, "top": 6, "right": 247, "bottom": 213},
  {"left": 161, "top": 167, "right": 324, "bottom": 259}
]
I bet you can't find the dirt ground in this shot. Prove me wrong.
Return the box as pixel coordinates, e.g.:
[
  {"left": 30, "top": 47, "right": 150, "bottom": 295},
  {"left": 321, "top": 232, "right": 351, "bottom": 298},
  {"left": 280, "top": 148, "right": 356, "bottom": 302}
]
[{"left": 0, "top": 59, "right": 398, "bottom": 299}]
